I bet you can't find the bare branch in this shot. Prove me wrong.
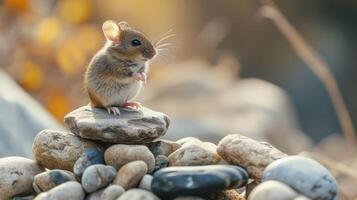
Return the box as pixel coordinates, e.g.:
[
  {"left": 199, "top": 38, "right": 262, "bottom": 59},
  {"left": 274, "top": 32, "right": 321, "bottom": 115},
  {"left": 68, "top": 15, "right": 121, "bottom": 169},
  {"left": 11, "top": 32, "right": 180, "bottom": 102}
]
[{"left": 259, "top": 2, "right": 357, "bottom": 150}]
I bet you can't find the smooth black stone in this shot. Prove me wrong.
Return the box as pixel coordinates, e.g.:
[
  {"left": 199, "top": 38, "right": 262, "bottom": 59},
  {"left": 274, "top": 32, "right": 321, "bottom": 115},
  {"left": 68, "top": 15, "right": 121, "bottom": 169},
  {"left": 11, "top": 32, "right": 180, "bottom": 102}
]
[
  {"left": 73, "top": 147, "right": 104, "bottom": 177},
  {"left": 152, "top": 165, "right": 248, "bottom": 198}
]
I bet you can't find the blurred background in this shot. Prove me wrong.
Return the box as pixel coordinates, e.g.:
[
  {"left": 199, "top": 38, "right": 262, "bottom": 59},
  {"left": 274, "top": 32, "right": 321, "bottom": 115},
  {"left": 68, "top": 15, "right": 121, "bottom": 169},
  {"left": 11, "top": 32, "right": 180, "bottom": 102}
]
[{"left": 1, "top": 0, "right": 357, "bottom": 198}]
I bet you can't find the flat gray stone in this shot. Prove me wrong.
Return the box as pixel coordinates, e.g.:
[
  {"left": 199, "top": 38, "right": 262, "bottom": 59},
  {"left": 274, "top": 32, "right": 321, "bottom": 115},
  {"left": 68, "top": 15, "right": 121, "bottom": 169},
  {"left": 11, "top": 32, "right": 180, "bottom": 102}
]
[{"left": 64, "top": 106, "right": 170, "bottom": 144}]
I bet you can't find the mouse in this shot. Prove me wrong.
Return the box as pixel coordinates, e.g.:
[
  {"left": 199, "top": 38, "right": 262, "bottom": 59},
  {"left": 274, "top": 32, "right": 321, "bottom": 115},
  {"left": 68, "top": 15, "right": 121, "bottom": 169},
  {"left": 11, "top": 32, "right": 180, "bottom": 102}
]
[{"left": 84, "top": 20, "right": 156, "bottom": 115}]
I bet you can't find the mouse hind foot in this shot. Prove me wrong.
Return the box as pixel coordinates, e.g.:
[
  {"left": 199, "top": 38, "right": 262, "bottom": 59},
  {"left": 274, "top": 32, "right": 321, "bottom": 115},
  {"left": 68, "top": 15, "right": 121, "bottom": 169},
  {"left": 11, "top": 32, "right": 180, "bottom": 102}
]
[
  {"left": 121, "top": 101, "right": 142, "bottom": 110},
  {"left": 106, "top": 106, "right": 121, "bottom": 115}
]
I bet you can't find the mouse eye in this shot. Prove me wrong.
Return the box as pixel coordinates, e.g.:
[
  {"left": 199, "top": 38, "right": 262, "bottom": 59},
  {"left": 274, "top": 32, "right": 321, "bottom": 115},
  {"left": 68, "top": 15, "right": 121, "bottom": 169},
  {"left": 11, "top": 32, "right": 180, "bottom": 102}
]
[{"left": 131, "top": 39, "right": 141, "bottom": 46}]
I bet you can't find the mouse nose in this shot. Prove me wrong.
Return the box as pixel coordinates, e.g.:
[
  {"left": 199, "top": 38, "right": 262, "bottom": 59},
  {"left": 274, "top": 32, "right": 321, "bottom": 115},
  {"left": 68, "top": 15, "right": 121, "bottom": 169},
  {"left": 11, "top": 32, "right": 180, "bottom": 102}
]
[{"left": 143, "top": 47, "right": 156, "bottom": 59}]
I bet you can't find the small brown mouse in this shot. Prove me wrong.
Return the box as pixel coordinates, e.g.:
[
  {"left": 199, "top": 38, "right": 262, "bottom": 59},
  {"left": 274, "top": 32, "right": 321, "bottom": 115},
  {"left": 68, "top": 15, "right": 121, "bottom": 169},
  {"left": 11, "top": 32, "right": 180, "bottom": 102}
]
[{"left": 85, "top": 20, "right": 156, "bottom": 115}]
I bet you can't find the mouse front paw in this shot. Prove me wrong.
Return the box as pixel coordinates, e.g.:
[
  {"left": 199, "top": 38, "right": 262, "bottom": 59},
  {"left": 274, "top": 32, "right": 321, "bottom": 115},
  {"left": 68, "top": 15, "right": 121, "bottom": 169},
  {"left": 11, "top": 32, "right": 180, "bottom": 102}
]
[{"left": 133, "top": 72, "right": 147, "bottom": 82}]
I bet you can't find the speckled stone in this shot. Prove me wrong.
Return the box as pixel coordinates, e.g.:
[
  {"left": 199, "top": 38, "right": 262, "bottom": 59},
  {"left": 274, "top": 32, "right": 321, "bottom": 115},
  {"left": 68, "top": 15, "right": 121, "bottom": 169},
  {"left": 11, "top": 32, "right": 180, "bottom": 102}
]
[
  {"left": 104, "top": 144, "right": 155, "bottom": 172},
  {"left": 147, "top": 139, "right": 181, "bottom": 157},
  {"left": 0, "top": 157, "right": 44, "bottom": 199},
  {"left": 139, "top": 174, "right": 153, "bottom": 191},
  {"left": 101, "top": 185, "right": 125, "bottom": 200},
  {"left": 168, "top": 140, "right": 221, "bottom": 166},
  {"left": 154, "top": 155, "right": 169, "bottom": 172},
  {"left": 248, "top": 180, "right": 298, "bottom": 200},
  {"left": 64, "top": 106, "right": 170, "bottom": 144},
  {"left": 262, "top": 156, "right": 338, "bottom": 200},
  {"left": 217, "top": 134, "right": 287, "bottom": 181},
  {"left": 32, "top": 130, "right": 101, "bottom": 171},
  {"left": 152, "top": 165, "right": 248, "bottom": 199},
  {"left": 81, "top": 164, "right": 117, "bottom": 193},
  {"left": 34, "top": 181, "right": 85, "bottom": 200},
  {"left": 113, "top": 161, "right": 148, "bottom": 189},
  {"left": 33, "top": 169, "right": 76, "bottom": 193},
  {"left": 117, "top": 189, "right": 160, "bottom": 200},
  {"left": 73, "top": 147, "right": 104, "bottom": 178}
]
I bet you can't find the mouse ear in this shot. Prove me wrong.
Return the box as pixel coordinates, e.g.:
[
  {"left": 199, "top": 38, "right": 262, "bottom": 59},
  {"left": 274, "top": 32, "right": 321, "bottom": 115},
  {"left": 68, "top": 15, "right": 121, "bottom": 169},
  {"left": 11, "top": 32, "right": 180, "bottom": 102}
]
[
  {"left": 118, "top": 21, "right": 130, "bottom": 30},
  {"left": 102, "top": 20, "right": 120, "bottom": 42}
]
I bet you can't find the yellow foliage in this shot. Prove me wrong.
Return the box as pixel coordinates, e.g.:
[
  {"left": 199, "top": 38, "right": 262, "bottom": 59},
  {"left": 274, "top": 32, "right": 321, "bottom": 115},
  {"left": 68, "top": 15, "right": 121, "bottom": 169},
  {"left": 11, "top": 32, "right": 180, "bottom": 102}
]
[
  {"left": 35, "top": 17, "right": 62, "bottom": 46},
  {"left": 73, "top": 25, "right": 103, "bottom": 54},
  {"left": 56, "top": 0, "right": 91, "bottom": 24},
  {"left": 4, "top": 0, "right": 29, "bottom": 13},
  {"left": 56, "top": 38, "right": 86, "bottom": 76},
  {"left": 46, "top": 92, "right": 71, "bottom": 120},
  {"left": 20, "top": 61, "right": 43, "bottom": 91}
]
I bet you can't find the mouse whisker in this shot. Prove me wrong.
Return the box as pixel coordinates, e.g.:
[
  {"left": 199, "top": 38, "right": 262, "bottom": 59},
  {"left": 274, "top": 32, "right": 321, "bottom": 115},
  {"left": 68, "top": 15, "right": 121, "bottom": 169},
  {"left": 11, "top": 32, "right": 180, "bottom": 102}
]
[
  {"left": 155, "top": 43, "right": 174, "bottom": 49},
  {"left": 155, "top": 53, "right": 170, "bottom": 62},
  {"left": 154, "top": 25, "right": 176, "bottom": 44},
  {"left": 155, "top": 34, "right": 176, "bottom": 46},
  {"left": 157, "top": 48, "right": 171, "bottom": 52}
]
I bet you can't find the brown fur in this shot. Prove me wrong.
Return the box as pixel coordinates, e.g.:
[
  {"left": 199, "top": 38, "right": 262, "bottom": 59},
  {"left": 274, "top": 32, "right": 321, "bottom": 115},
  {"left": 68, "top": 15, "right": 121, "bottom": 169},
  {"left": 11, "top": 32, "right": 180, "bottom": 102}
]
[{"left": 85, "top": 20, "right": 155, "bottom": 109}]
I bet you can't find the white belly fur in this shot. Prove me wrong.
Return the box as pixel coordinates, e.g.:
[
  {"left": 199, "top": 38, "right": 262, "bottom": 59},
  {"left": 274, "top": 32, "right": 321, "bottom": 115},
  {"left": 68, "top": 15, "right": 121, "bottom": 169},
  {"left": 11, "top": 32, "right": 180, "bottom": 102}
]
[{"left": 103, "top": 81, "right": 142, "bottom": 106}]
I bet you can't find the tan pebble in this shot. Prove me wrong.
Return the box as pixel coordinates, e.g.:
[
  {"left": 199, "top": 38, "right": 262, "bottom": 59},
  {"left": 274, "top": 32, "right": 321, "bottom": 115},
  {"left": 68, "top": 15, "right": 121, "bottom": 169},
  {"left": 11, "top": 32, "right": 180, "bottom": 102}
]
[
  {"left": 168, "top": 140, "right": 221, "bottom": 166},
  {"left": 32, "top": 130, "right": 100, "bottom": 171},
  {"left": 217, "top": 134, "right": 287, "bottom": 181},
  {"left": 147, "top": 139, "right": 181, "bottom": 157},
  {"left": 104, "top": 144, "right": 155, "bottom": 172},
  {"left": 113, "top": 161, "right": 148, "bottom": 189}
]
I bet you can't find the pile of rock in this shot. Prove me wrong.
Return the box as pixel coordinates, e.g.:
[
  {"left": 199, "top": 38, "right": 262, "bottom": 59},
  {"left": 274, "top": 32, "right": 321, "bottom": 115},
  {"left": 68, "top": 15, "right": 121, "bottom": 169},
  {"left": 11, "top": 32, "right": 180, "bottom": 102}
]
[{"left": 0, "top": 106, "right": 338, "bottom": 200}]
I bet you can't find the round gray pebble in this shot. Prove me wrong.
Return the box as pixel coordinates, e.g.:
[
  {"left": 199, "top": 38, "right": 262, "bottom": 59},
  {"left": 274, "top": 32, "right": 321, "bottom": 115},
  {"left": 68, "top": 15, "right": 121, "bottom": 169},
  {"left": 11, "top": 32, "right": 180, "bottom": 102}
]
[
  {"left": 262, "top": 156, "right": 338, "bottom": 200},
  {"left": 81, "top": 164, "right": 117, "bottom": 193},
  {"left": 34, "top": 181, "right": 85, "bottom": 200},
  {"left": 248, "top": 180, "right": 298, "bottom": 200},
  {"left": 85, "top": 188, "right": 104, "bottom": 200},
  {"left": 139, "top": 174, "right": 153, "bottom": 191},
  {"left": 101, "top": 185, "right": 125, "bottom": 200}
]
